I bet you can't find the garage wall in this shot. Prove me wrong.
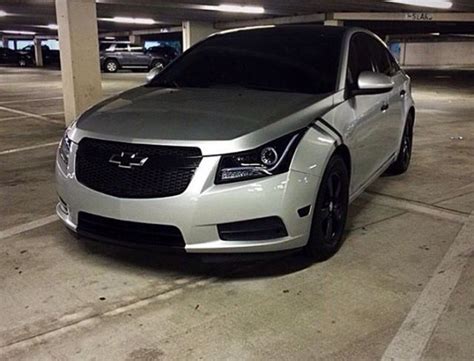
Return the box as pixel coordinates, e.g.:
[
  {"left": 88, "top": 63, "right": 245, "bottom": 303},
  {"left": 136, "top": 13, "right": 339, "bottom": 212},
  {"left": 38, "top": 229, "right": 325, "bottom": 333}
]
[{"left": 400, "top": 40, "right": 474, "bottom": 66}]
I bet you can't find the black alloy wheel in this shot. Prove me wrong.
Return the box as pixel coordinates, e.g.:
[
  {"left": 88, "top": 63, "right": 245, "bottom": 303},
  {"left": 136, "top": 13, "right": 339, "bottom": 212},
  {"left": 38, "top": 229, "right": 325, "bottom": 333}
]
[
  {"left": 386, "top": 114, "right": 414, "bottom": 175},
  {"left": 305, "top": 154, "right": 349, "bottom": 261}
]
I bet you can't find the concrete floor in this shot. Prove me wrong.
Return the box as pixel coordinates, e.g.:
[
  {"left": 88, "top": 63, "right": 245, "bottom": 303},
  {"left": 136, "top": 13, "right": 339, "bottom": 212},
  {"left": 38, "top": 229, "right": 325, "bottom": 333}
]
[{"left": 0, "top": 66, "right": 473, "bottom": 360}]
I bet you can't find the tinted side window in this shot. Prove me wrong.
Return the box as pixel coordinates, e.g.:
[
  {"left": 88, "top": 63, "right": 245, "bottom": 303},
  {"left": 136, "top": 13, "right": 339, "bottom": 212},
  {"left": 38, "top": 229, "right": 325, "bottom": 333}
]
[
  {"left": 387, "top": 50, "right": 401, "bottom": 75},
  {"left": 114, "top": 45, "right": 128, "bottom": 52},
  {"left": 347, "top": 33, "right": 374, "bottom": 88},
  {"left": 367, "top": 37, "right": 393, "bottom": 76}
]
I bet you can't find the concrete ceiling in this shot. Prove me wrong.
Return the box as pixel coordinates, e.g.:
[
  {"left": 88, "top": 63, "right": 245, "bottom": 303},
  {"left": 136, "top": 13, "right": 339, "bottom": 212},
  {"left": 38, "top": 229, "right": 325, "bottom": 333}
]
[{"left": 0, "top": 0, "right": 473, "bottom": 36}]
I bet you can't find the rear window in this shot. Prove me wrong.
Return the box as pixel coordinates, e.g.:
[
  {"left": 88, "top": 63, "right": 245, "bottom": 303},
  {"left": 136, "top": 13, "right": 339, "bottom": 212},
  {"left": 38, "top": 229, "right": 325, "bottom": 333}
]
[{"left": 150, "top": 28, "right": 343, "bottom": 95}]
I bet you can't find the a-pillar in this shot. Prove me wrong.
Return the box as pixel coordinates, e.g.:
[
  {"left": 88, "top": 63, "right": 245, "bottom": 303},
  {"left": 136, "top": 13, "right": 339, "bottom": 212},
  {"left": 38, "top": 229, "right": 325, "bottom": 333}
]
[
  {"left": 55, "top": 0, "right": 103, "bottom": 126},
  {"left": 182, "top": 21, "right": 216, "bottom": 51},
  {"left": 33, "top": 37, "right": 43, "bottom": 67}
]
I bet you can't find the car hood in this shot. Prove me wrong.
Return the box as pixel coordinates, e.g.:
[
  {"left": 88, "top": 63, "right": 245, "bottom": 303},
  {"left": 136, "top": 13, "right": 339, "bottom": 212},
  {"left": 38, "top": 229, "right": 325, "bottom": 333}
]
[{"left": 72, "top": 86, "right": 335, "bottom": 155}]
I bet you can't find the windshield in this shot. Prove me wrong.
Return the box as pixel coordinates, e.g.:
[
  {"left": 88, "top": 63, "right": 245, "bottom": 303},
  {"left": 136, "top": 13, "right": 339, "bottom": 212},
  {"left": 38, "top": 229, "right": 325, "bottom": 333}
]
[{"left": 149, "top": 27, "right": 343, "bottom": 94}]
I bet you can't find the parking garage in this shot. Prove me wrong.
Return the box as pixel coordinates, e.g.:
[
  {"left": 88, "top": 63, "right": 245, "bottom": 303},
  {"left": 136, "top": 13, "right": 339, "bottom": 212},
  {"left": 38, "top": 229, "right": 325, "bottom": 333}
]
[{"left": 1, "top": 1, "right": 473, "bottom": 360}]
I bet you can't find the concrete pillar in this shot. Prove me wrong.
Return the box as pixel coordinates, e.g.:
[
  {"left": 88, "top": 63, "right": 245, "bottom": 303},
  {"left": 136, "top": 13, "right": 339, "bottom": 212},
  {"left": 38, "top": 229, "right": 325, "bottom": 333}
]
[
  {"left": 324, "top": 20, "right": 344, "bottom": 27},
  {"left": 182, "top": 21, "right": 216, "bottom": 51},
  {"left": 55, "top": 0, "right": 103, "bottom": 126},
  {"left": 129, "top": 34, "right": 141, "bottom": 46},
  {"left": 33, "top": 38, "right": 44, "bottom": 67}
]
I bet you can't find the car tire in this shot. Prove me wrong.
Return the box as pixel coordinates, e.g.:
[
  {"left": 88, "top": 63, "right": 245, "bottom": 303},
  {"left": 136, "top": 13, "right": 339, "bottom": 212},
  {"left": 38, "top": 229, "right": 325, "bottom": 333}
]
[
  {"left": 386, "top": 113, "right": 414, "bottom": 175},
  {"left": 104, "top": 59, "right": 119, "bottom": 73},
  {"left": 304, "top": 153, "right": 349, "bottom": 261}
]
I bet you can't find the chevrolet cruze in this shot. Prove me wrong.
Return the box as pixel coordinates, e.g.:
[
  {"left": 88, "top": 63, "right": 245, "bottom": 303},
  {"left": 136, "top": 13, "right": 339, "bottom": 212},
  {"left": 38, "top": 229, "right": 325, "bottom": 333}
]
[{"left": 56, "top": 25, "right": 415, "bottom": 260}]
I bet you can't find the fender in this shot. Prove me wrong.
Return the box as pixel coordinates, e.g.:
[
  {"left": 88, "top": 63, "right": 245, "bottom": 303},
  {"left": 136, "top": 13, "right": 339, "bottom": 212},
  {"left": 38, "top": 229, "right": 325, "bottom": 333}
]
[{"left": 290, "top": 120, "right": 340, "bottom": 179}]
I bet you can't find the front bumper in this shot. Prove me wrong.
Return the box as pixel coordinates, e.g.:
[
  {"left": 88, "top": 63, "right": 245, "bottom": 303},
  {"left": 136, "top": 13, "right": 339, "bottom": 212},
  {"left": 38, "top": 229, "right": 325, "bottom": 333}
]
[{"left": 56, "top": 144, "right": 320, "bottom": 254}]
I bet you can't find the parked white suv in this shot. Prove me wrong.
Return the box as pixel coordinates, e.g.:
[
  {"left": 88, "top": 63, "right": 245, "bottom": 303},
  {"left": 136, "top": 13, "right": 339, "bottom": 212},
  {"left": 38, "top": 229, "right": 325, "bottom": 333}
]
[{"left": 57, "top": 25, "right": 415, "bottom": 260}]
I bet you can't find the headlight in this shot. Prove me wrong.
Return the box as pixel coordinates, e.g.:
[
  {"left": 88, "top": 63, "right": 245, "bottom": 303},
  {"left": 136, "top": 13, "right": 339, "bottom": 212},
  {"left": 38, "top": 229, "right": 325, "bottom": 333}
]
[
  {"left": 58, "top": 133, "right": 72, "bottom": 166},
  {"left": 215, "top": 129, "right": 307, "bottom": 184}
]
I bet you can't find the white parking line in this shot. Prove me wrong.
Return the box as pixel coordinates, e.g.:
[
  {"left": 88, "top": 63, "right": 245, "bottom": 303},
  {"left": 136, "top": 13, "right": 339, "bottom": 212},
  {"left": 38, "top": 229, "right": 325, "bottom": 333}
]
[
  {"left": 0, "top": 96, "right": 63, "bottom": 105},
  {"left": 362, "top": 192, "right": 468, "bottom": 224},
  {"left": 0, "top": 115, "right": 29, "bottom": 123},
  {"left": 0, "top": 215, "right": 58, "bottom": 241},
  {"left": 381, "top": 213, "right": 474, "bottom": 361},
  {"left": 0, "top": 142, "right": 59, "bottom": 156},
  {"left": 0, "top": 105, "right": 63, "bottom": 125}
]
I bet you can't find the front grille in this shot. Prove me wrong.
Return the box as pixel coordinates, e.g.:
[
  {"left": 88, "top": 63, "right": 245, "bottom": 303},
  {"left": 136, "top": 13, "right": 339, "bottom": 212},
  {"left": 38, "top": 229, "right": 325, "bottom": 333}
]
[
  {"left": 78, "top": 212, "right": 185, "bottom": 249},
  {"left": 218, "top": 217, "right": 288, "bottom": 241},
  {"left": 76, "top": 138, "right": 202, "bottom": 198}
]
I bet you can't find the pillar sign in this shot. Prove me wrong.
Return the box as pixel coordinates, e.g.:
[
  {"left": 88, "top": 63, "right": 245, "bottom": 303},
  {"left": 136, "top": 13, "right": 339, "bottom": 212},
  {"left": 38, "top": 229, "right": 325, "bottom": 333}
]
[{"left": 55, "top": 0, "right": 103, "bottom": 125}]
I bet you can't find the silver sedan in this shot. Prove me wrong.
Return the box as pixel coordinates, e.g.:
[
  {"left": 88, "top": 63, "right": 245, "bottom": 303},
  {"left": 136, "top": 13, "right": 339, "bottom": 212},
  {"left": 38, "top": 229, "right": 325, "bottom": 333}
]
[{"left": 56, "top": 25, "right": 415, "bottom": 260}]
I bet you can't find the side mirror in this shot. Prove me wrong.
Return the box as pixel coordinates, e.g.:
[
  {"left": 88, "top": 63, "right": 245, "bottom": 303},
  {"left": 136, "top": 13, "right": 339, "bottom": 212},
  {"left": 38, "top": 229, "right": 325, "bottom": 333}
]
[
  {"left": 351, "top": 71, "right": 394, "bottom": 96},
  {"left": 146, "top": 64, "right": 164, "bottom": 83}
]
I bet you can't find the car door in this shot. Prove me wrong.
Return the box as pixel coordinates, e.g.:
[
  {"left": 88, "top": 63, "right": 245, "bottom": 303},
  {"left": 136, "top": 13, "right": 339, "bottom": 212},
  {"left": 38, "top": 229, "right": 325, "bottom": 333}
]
[
  {"left": 368, "top": 37, "right": 405, "bottom": 160},
  {"left": 128, "top": 46, "right": 150, "bottom": 66},
  {"left": 113, "top": 44, "right": 129, "bottom": 66},
  {"left": 343, "top": 32, "right": 390, "bottom": 192},
  {"left": 0, "top": 48, "right": 6, "bottom": 64}
]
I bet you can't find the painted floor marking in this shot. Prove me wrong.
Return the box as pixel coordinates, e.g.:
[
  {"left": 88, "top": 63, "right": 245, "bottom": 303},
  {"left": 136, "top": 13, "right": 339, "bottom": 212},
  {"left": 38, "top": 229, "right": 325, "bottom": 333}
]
[
  {"left": 381, "top": 212, "right": 474, "bottom": 360},
  {"left": 0, "top": 115, "right": 29, "bottom": 122},
  {"left": 0, "top": 96, "right": 63, "bottom": 105},
  {"left": 362, "top": 192, "right": 468, "bottom": 224},
  {"left": 0, "top": 105, "right": 63, "bottom": 125},
  {"left": 0, "top": 215, "right": 58, "bottom": 241},
  {"left": 0, "top": 142, "right": 58, "bottom": 156}
]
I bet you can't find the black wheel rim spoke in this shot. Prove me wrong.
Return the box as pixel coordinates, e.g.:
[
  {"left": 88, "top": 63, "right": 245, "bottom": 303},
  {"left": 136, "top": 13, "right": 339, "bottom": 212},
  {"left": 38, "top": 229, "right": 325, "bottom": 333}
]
[{"left": 319, "top": 170, "right": 345, "bottom": 246}]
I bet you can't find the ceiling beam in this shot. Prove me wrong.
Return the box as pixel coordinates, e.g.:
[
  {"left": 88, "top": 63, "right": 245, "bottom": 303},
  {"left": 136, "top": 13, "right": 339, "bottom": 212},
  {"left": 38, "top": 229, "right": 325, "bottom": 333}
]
[
  {"left": 100, "top": 26, "right": 182, "bottom": 37},
  {"left": 216, "top": 11, "right": 474, "bottom": 30},
  {"left": 215, "top": 13, "right": 326, "bottom": 30},
  {"left": 331, "top": 12, "right": 474, "bottom": 22}
]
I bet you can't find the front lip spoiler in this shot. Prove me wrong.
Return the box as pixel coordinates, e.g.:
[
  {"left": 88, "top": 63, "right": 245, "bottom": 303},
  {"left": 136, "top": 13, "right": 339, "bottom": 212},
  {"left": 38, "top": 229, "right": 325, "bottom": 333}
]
[{"left": 71, "top": 227, "right": 301, "bottom": 262}]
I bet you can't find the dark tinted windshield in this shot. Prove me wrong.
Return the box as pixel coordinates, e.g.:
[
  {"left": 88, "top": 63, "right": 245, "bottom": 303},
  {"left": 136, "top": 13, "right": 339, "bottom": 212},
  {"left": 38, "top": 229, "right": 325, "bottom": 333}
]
[{"left": 150, "top": 27, "right": 343, "bottom": 94}]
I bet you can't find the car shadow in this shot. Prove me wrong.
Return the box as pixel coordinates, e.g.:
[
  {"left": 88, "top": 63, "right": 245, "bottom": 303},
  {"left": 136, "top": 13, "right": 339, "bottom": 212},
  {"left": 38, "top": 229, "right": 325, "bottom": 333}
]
[
  {"left": 72, "top": 236, "right": 314, "bottom": 280},
  {"left": 65, "top": 202, "right": 363, "bottom": 280}
]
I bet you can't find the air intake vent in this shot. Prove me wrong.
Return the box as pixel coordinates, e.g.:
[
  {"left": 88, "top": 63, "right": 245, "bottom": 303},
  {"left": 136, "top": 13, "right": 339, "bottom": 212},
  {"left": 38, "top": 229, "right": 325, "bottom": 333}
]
[{"left": 218, "top": 217, "right": 288, "bottom": 241}]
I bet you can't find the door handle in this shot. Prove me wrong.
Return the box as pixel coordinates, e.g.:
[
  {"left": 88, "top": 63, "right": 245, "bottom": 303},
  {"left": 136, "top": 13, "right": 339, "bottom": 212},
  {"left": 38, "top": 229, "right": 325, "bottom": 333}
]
[
  {"left": 400, "top": 90, "right": 406, "bottom": 97},
  {"left": 381, "top": 103, "right": 389, "bottom": 112}
]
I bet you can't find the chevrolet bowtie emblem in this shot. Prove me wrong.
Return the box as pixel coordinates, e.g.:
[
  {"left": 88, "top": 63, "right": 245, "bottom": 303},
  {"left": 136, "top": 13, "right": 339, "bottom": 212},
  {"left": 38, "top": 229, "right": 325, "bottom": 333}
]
[{"left": 109, "top": 152, "right": 149, "bottom": 169}]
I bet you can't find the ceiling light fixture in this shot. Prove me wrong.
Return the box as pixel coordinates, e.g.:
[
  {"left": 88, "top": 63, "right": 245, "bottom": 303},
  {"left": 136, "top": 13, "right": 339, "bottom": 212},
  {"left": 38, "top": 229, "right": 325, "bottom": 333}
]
[
  {"left": 0, "top": 10, "right": 7, "bottom": 17},
  {"left": 2, "top": 30, "right": 36, "bottom": 35},
  {"left": 202, "top": 4, "right": 265, "bottom": 14},
  {"left": 110, "top": 17, "right": 155, "bottom": 25},
  {"left": 385, "top": 0, "right": 453, "bottom": 9},
  {"left": 47, "top": 24, "right": 58, "bottom": 30}
]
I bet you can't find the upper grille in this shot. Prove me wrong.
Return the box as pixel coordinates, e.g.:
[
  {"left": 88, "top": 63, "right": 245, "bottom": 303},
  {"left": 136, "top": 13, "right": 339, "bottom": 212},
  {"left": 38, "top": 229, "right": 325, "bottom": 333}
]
[{"left": 76, "top": 138, "right": 202, "bottom": 198}]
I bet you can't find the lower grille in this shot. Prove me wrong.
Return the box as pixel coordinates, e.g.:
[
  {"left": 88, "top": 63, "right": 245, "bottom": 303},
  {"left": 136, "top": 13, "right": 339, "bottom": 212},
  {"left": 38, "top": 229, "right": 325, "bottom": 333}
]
[
  {"left": 78, "top": 212, "right": 185, "bottom": 249},
  {"left": 218, "top": 217, "right": 288, "bottom": 241},
  {"left": 76, "top": 138, "right": 202, "bottom": 199}
]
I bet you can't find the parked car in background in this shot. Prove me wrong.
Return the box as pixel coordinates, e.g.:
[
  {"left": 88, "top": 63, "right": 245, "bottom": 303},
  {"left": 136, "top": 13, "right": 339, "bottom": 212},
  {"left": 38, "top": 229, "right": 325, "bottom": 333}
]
[
  {"left": 0, "top": 47, "right": 21, "bottom": 65},
  {"left": 146, "top": 45, "right": 179, "bottom": 65},
  {"left": 17, "top": 45, "right": 60, "bottom": 66},
  {"left": 99, "top": 44, "right": 179, "bottom": 73}
]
